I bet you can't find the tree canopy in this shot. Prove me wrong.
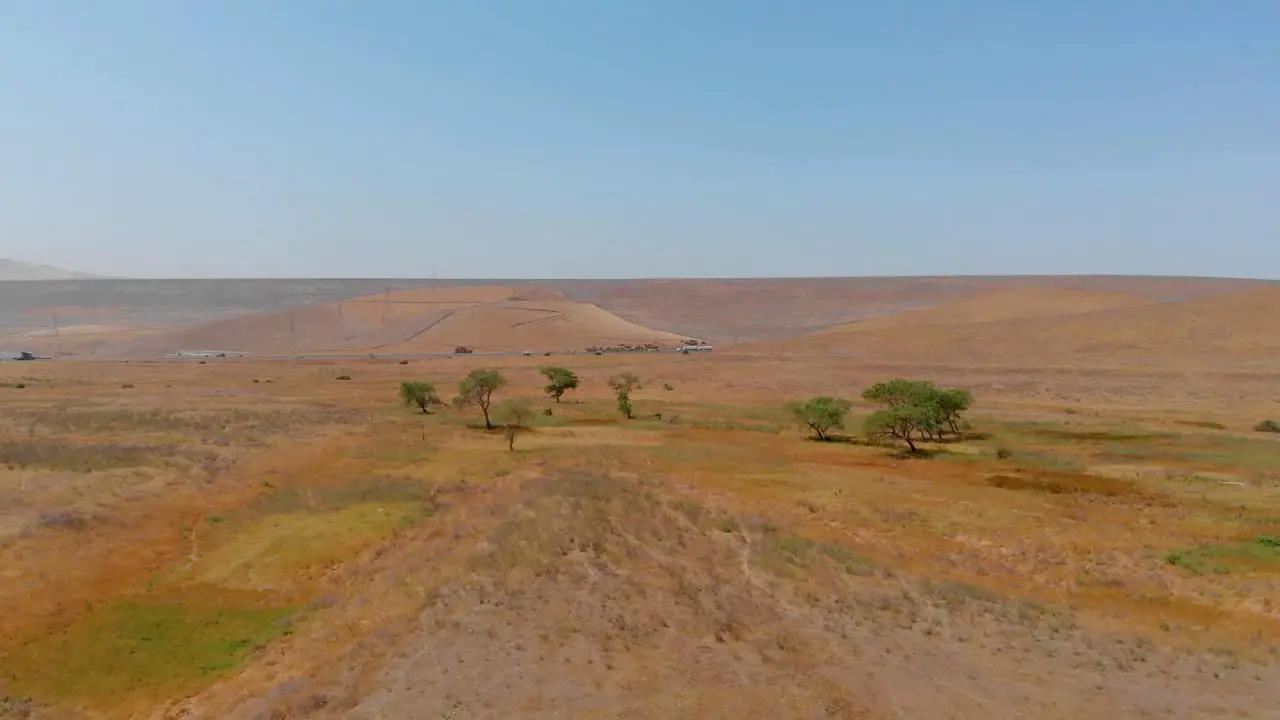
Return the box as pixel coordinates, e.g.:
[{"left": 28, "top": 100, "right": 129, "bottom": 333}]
[
  {"left": 785, "top": 396, "right": 853, "bottom": 441},
  {"left": 861, "top": 378, "right": 974, "bottom": 451},
  {"left": 607, "top": 372, "right": 641, "bottom": 419},
  {"left": 496, "top": 398, "right": 534, "bottom": 450},
  {"left": 452, "top": 369, "right": 507, "bottom": 429},
  {"left": 539, "top": 366, "right": 579, "bottom": 403},
  {"left": 398, "top": 381, "right": 440, "bottom": 414}
]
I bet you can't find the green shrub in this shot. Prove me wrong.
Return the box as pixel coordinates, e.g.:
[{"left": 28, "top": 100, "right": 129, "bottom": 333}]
[{"left": 1255, "top": 419, "right": 1280, "bottom": 433}]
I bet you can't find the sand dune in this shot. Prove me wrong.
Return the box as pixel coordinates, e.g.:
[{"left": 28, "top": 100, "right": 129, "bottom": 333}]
[
  {"left": 89, "top": 286, "right": 683, "bottom": 357},
  {"left": 744, "top": 286, "right": 1280, "bottom": 370}
]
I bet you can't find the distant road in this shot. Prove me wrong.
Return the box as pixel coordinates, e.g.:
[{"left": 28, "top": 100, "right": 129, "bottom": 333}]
[{"left": 152, "top": 349, "right": 689, "bottom": 361}]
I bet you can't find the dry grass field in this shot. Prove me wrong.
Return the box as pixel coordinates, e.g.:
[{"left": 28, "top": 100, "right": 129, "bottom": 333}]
[{"left": 3, "top": 338, "right": 1280, "bottom": 718}]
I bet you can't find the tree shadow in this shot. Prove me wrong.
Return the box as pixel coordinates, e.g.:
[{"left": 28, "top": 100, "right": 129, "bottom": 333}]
[
  {"left": 888, "top": 447, "right": 939, "bottom": 460},
  {"left": 804, "top": 434, "right": 868, "bottom": 445}
]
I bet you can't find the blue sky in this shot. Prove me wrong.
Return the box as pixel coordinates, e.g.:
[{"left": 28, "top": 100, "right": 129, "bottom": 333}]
[{"left": 2, "top": 1, "right": 1276, "bottom": 279}]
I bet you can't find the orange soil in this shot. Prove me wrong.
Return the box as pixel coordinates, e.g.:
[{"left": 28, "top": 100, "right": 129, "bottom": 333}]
[
  {"left": 743, "top": 286, "right": 1280, "bottom": 372},
  {"left": 814, "top": 287, "right": 1154, "bottom": 334}
]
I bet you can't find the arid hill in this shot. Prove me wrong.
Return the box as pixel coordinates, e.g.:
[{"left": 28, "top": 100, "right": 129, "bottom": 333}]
[
  {"left": 814, "top": 287, "right": 1154, "bottom": 335},
  {"left": 87, "top": 286, "right": 684, "bottom": 357},
  {"left": 742, "top": 286, "right": 1280, "bottom": 371},
  {"left": 561, "top": 276, "right": 1275, "bottom": 342}
]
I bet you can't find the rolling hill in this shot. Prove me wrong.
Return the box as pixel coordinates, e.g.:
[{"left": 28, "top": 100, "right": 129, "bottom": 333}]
[
  {"left": 813, "top": 287, "right": 1155, "bottom": 335},
  {"left": 741, "top": 286, "right": 1280, "bottom": 371},
  {"left": 89, "top": 286, "right": 685, "bottom": 357}
]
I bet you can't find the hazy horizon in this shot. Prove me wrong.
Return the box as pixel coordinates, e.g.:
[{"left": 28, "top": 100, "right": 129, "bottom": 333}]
[{"left": 3, "top": 2, "right": 1277, "bottom": 279}]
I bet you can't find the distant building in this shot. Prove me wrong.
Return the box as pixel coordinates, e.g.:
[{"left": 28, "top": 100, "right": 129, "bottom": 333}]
[{"left": 0, "top": 350, "right": 38, "bottom": 361}]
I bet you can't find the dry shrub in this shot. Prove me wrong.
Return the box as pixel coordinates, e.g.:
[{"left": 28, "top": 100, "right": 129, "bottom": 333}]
[
  {"left": 986, "top": 471, "right": 1139, "bottom": 497},
  {"left": 37, "top": 510, "right": 93, "bottom": 532}
]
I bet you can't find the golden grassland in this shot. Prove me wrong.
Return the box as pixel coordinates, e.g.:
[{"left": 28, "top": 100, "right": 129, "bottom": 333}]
[{"left": 2, "top": 354, "right": 1280, "bottom": 718}]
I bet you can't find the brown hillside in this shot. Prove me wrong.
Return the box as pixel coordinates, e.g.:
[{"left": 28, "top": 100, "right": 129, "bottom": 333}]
[
  {"left": 744, "top": 286, "right": 1280, "bottom": 371},
  {"left": 358, "top": 300, "right": 685, "bottom": 354},
  {"left": 816, "top": 287, "right": 1153, "bottom": 334},
  {"left": 563, "top": 276, "right": 1274, "bottom": 342},
  {"left": 92, "top": 287, "right": 683, "bottom": 357}
]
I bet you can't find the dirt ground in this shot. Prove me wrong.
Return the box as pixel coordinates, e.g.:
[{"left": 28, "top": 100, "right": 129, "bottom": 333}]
[{"left": 1, "top": 350, "right": 1278, "bottom": 719}]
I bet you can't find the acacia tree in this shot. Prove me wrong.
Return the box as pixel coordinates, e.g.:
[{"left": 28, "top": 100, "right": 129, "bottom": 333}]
[
  {"left": 452, "top": 369, "right": 506, "bottom": 429},
  {"left": 497, "top": 398, "right": 534, "bottom": 451},
  {"left": 861, "top": 378, "right": 975, "bottom": 449},
  {"left": 864, "top": 405, "right": 934, "bottom": 452},
  {"left": 935, "top": 388, "right": 973, "bottom": 434},
  {"left": 398, "top": 381, "right": 441, "bottom": 414},
  {"left": 607, "top": 372, "right": 641, "bottom": 419},
  {"left": 540, "top": 366, "right": 579, "bottom": 403},
  {"left": 785, "top": 396, "right": 852, "bottom": 441}
]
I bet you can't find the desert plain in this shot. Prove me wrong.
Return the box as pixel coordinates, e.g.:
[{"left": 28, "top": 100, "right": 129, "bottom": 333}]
[{"left": 2, "top": 275, "right": 1280, "bottom": 719}]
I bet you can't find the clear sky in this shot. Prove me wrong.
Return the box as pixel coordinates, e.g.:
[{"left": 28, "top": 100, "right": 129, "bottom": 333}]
[{"left": 2, "top": 1, "right": 1276, "bottom": 279}]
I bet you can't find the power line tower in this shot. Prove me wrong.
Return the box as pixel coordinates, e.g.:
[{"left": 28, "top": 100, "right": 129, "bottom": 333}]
[
  {"left": 288, "top": 312, "right": 296, "bottom": 352},
  {"left": 381, "top": 285, "right": 391, "bottom": 326}
]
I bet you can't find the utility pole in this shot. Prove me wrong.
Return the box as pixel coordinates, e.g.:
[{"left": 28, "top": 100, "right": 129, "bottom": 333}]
[
  {"left": 288, "top": 312, "right": 296, "bottom": 352},
  {"left": 382, "top": 285, "right": 390, "bottom": 326}
]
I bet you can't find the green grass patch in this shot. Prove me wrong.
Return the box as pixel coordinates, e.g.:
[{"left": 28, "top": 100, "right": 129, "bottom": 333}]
[
  {"left": 3, "top": 599, "right": 294, "bottom": 702},
  {"left": 987, "top": 471, "right": 1140, "bottom": 497},
  {"left": 188, "top": 502, "right": 424, "bottom": 589},
  {"left": 1166, "top": 537, "right": 1280, "bottom": 575},
  {"left": 1001, "top": 447, "right": 1086, "bottom": 472},
  {"left": 1175, "top": 420, "right": 1227, "bottom": 431},
  {"left": 1020, "top": 425, "right": 1170, "bottom": 443}
]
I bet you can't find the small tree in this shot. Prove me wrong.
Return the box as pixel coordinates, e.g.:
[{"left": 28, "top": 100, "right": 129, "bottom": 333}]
[
  {"left": 864, "top": 405, "right": 935, "bottom": 452},
  {"left": 398, "top": 381, "right": 440, "bottom": 414},
  {"left": 452, "top": 369, "right": 506, "bottom": 429},
  {"left": 785, "top": 396, "right": 852, "bottom": 441},
  {"left": 497, "top": 399, "right": 534, "bottom": 451},
  {"left": 539, "top": 366, "right": 579, "bottom": 403},
  {"left": 607, "top": 372, "right": 641, "bottom": 419},
  {"left": 935, "top": 388, "right": 973, "bottom": 434}
]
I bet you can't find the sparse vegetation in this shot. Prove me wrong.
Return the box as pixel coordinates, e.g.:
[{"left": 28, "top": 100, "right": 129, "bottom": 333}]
[
  {"left": 539, "top": 366, "right": 579, "bottom": 403},
  {"left": 1255, "top": 419, "right": 1280, "bottom": 433},
  {"left": 607, "top": 372, "right": 641, "bottom": 419},
  {"left": 452, "top": 369, "right": 506, "bottom": 429},
  {"left": 1167, "top": 537, "right": 1280, "bottom": 575},
  {"left": 5, "top": 332, "right": 1280, "bottom": 718},
  {"left": 496, "top": 399, "right": 534, "bottom": 451},
  {"left": 784, "top": 396, "right": 852, "bottom": 441},
  {"left": 398, "top": 381, "right": 441, "bottom": 414}
]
